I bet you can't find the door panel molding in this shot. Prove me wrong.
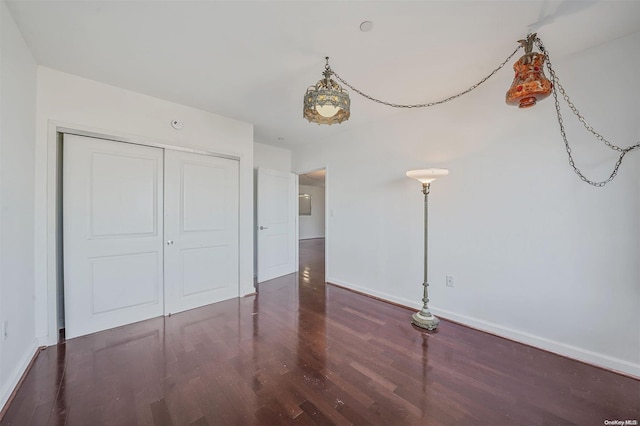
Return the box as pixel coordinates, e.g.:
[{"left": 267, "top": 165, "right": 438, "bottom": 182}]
[
  {"left": 63, "top": 134, "right": 165, "bottom": 339},
  {"left": 164, "top": 149, "right": 240, "bottom": 315},
  {"left": 257, "top": 168, "right": 297, "bottom": 283}
]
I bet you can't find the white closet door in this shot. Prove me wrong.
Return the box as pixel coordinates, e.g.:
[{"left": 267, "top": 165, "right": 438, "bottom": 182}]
[
  {"left": 63, "top": 135, "right": 164, "bottom": 339},
  {"left": 164, "top": 150, "right": 239, "bottom": 315}
]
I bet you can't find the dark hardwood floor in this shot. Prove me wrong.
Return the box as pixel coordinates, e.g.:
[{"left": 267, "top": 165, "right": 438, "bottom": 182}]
[{"left": 2, "top": 238, "right": 638, "bottom": 425}]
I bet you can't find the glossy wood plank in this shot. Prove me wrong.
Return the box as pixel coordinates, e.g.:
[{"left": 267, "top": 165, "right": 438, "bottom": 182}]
[{"left": 2, "top": 238, "right": 639, "bottom": 425}]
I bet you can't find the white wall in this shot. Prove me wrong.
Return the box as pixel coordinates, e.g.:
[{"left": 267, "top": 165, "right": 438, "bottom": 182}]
[
  {"left": 254, "top": 142, "right": 291, "bottom": 171},
  {"left": 293, "top": 32, "right": 640, "bottom": 376},
  {"left": 299, "top": 184, "right": 325, "bottom": 240},
  {"left": 0, "top": 0, "right": 38, "bottom": 410},
  {"left": 34, "top": 67, "right": 255, "bottom": 345}
]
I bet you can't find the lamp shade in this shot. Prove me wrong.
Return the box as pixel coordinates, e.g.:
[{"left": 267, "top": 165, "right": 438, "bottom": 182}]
[
  {"left": 303, "top": 58, "right": 350, "bottom": 125},
  {"left": 505, "top": 52, "right": 552, "bottom": 108},
  {"left": 406, "top": 168, "right": 449, "bottom": 184}
]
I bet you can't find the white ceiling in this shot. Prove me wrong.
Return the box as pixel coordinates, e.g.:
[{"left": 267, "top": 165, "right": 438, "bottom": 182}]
[
  {"left": 6, "top": 0, "right": 640, "bottom": 149},
  {"left": 299, "top": 169, "right": 326, "bottom": 187}
]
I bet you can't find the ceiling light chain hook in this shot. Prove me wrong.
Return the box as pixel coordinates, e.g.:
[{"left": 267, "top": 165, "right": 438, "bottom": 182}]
[
  {"left": 535, "top": 36, "right": 640, "bottom": 186},
  {"left": 520, "top": 33, "right": 537, "bottom": 54},
  {"left": 323, "top": 56, "right": 333, "bottom": 80},
  {"left": 330, "top": 45, "right": 523, "bottom": 109}
]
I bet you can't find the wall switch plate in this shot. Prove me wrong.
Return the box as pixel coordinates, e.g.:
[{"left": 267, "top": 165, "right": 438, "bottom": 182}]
[{"left": 446, "top": 276, "right": 454, "bottom": 287}]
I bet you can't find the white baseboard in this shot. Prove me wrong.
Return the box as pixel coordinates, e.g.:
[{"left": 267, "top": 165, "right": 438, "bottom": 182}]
[
  {"left": 429, "top": 307, "right": 640, "bottom": 378},
  {"left": 327, "top": 278, "right": 640, "bottom": 378},
  {"left": 37, "top": 335, "right": 50, "bottom": 347},
  {"left": 328, "top": 277, "right": 419, "bottom": 310},
  {"left": 0, "top": 340, "right": 40, "bottom": 414}
]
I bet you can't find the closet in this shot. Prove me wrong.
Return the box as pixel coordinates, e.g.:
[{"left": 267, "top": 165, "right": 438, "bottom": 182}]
[{"left": 63, "top": 134, "right": 239, "bottom": 338}]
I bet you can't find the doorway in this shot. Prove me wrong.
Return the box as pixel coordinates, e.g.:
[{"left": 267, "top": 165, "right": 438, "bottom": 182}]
[{"left": 297, "top": 168, "right": 327, "bottom": 277}]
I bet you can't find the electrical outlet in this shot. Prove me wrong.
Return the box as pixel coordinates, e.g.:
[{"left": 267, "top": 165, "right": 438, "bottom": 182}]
[{"left": 446, "top": 276, "right": 454, "bottom": 288}]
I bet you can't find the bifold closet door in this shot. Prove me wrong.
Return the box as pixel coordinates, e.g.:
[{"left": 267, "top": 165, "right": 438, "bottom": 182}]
[
  {"left": 63, "top": 135, "right": 164, "bottom": 339},
  {"left": 163, "top": 150, "right": 239, "bottom": 315}
]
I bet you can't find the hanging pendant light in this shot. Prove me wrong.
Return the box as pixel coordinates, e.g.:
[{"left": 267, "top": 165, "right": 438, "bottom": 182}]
[
  {"left": 303, "top": 57, "right": 350, "bottom": 125},
  {"left": 298, "top": 36, "right": 636, "bottom": 187},
  {"left": 506, "top": 33, "right": 552, "bottom": 108}
]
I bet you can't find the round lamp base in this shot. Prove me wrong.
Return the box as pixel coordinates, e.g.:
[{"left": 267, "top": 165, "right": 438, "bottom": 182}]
[{"left": 411, "top": 312, "right": 440, "bottom": 331}]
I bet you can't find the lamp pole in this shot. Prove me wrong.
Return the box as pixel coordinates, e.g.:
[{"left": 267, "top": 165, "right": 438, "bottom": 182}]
[
  {"left": 406, "top": 168, "right": 448, "bottom": 331},
  {"left": 411, "top": 182, "right": 439, "bottom": 330}
]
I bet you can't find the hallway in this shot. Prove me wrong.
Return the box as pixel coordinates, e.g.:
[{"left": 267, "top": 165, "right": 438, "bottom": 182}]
[{"left": 1, "top": 238, "right": 638, "bottom": 425}]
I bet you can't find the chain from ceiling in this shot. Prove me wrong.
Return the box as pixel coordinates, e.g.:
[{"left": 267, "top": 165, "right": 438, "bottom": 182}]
[{"left": 327, "top": 35, "right": 639, "bottom": 187}]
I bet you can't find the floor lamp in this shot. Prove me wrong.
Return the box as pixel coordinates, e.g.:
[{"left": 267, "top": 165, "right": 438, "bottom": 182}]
[{"left": 406, "top": 168, "right": 449, "bottom": 331}]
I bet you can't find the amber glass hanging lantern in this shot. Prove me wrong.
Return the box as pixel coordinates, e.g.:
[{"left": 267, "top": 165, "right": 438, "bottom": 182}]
[{"left": 506, "top": 33, "right": 552, "bottom": 108}]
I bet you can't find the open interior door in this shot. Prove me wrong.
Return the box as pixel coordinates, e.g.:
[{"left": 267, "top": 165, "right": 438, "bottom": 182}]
[{"left": 256, "top": 168, "right": 297, "bottom": 283}]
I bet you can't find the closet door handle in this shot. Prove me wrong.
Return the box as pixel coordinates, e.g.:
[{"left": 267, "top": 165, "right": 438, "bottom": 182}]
[
  {"left": 166, "top": 240, "right": 174, "bottom": 245},
  {"left": 259, "top": 226, "right": 269, "bottom": 230}
]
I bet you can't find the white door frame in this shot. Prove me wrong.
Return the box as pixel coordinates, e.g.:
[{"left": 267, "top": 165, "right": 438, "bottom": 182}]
[
  {"left": 296, "top": 166, "right": 329, "bottom": 281},
  {"left": 43, "top": 122, "right": 242, "bottom": 346}
]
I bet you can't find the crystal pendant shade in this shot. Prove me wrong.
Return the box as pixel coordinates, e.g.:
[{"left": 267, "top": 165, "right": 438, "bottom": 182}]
[{"left": 303, "top": 63, "right": 350, "bottom": 125}]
